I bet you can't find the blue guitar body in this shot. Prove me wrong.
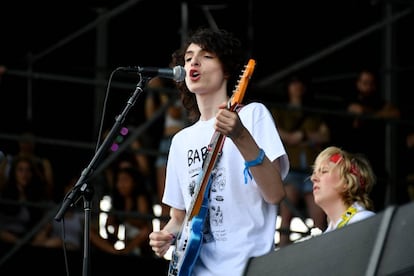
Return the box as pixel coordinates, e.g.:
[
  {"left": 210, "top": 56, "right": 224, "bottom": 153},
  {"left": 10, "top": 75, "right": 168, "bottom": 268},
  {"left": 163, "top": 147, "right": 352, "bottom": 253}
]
[{"left": 168, "top": 177, "right": 212, "bottom": 276}]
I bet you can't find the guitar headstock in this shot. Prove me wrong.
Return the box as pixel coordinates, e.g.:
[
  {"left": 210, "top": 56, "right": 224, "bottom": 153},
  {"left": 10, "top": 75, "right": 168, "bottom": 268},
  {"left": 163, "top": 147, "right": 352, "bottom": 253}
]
[{"left": 229, "top": 59, "right": 256, "bottom": 107}]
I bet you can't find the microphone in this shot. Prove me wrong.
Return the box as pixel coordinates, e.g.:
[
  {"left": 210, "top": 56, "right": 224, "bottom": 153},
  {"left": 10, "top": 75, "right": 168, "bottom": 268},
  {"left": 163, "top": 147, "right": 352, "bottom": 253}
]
[{"left": 120, "top": 65, "right": 186, "bottom": 82}]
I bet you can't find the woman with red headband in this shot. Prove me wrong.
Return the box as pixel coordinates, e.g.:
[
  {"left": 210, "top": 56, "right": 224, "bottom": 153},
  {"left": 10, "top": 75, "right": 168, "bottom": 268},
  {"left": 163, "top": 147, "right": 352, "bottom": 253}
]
[{"left": 310, "top": 146, "right": 376, "bottom": 233}]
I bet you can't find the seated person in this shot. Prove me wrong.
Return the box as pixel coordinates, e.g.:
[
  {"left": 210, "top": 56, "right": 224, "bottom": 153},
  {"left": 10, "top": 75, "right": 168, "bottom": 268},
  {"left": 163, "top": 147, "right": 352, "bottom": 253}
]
[{"left": 310, "top": 146, "right": 376, "bottom": 233}]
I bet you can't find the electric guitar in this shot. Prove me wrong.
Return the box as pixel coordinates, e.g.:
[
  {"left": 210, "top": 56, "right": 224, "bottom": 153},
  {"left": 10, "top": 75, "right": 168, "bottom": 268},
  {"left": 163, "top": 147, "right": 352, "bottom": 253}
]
[{"left": 167, "top": 59, "right": 256, "bottom": 276}]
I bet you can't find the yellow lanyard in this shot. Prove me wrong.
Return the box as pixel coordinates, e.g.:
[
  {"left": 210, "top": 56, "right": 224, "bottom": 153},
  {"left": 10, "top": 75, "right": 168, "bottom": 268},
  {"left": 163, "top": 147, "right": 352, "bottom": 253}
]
[{"left": 337, "top": 205, "right": 357, "bottom": 229}]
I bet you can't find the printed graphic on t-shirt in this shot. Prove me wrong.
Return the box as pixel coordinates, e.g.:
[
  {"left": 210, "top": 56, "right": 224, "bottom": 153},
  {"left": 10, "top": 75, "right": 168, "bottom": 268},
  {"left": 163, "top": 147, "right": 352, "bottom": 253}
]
[
  {"left": 186, "top": 144, "right": 227, "bottom": 243},
  {"left": 209, "top": 166, "right": 227, "bottom": 242}
]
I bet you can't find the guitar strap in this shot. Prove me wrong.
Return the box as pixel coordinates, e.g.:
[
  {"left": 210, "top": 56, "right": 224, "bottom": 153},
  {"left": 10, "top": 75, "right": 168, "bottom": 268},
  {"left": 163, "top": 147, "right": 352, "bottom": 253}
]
[{"left": 337, "top": 205, "right": 358, "bottom": 229}]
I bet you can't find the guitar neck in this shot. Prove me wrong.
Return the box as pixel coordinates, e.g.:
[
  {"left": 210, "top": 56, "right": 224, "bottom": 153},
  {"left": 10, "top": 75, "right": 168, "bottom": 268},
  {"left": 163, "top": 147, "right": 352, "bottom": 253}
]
[
  {"left": 185, "top": 59, "right": 256, "bottom": 220},
  {"left": 188, "top": 130, "right": 225, "bottom": 219}
]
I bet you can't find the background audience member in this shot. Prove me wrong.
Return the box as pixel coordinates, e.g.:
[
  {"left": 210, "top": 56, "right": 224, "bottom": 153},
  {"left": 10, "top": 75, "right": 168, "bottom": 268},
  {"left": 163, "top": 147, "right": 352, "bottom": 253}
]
[
  {"left": 311, "top": 146, "right": 376, "bottom": 233},
  {"left": 0, "top": 155, "right": 50, "bottom": 244},
  {"left": 0, "top": 131, "right": 54, "bottom": 200},
  {"left": 90, "top": 166, "right": 153, "bottom": 256},
  {"left": 271, "top": 75, "right": 329, "bottom": 246},
  {"left": 341, "top": 69, "right": 400, "bottom": 211},
  {"left": 347, "top": 69, "right": 400, "bottom": 122}
]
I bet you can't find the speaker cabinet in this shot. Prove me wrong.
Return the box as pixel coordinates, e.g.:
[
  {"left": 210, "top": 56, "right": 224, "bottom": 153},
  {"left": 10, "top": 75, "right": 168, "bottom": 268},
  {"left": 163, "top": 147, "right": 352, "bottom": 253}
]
[{"left": 244, "top": 202, "right": 414, "bottom": 276}]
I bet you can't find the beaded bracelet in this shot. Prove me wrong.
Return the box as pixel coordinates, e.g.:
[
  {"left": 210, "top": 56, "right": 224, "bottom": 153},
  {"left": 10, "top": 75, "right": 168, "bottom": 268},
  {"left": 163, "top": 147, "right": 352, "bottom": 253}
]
[{"left": 243, "top": 148, "right": 265, "bottom": 184}]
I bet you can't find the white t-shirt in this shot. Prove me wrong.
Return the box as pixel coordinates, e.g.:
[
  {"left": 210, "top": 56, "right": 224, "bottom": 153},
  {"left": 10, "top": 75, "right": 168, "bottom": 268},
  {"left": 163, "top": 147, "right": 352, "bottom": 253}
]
[{"left": 163, "top": 102, "right": 289, "bottom": 276}]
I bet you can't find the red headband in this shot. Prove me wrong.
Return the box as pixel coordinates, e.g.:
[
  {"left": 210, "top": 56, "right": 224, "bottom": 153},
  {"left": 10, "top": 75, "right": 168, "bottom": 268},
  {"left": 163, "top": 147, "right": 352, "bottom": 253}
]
[
  {"left": 350, "top": 161, "right": 366, "bottom": 191},
  {"left": 330, "top": 153, "right": 365, "bottom": 191},
  {"left": 330, "top": 153, "right": 342, "bottom": 164}
]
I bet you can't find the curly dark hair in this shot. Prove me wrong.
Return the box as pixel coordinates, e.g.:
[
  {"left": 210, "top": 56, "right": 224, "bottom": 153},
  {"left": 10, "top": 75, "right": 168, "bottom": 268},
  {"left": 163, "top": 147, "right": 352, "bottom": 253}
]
[{"left": 171, "top": 27, "right": 246, "bottom": 122}]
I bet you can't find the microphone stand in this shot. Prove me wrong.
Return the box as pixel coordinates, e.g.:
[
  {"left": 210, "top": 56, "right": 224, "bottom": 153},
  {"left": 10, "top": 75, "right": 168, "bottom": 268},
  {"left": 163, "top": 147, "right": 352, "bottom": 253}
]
[{"left": 54, "top": 76, "right": 148, "bottom": 276}]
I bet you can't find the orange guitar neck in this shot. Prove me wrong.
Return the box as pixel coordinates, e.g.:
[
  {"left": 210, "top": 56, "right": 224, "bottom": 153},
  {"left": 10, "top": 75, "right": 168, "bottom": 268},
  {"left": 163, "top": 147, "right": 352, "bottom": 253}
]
[{"left": 187, "top": 59, "right": 256, "bottom": 219}]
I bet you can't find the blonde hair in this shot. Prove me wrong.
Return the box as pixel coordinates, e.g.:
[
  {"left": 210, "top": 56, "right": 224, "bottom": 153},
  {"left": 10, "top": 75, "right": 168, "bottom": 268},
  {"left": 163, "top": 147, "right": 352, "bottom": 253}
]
[{"left": 313, "top": 146, "right": 375, "bottom": 210}]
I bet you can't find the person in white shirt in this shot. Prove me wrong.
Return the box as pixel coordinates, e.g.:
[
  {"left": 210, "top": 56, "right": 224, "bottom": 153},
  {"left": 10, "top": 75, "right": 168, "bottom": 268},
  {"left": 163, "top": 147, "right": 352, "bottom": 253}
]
[{"left": 148, "top": 27, "right": 289, "bottom": 276}]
